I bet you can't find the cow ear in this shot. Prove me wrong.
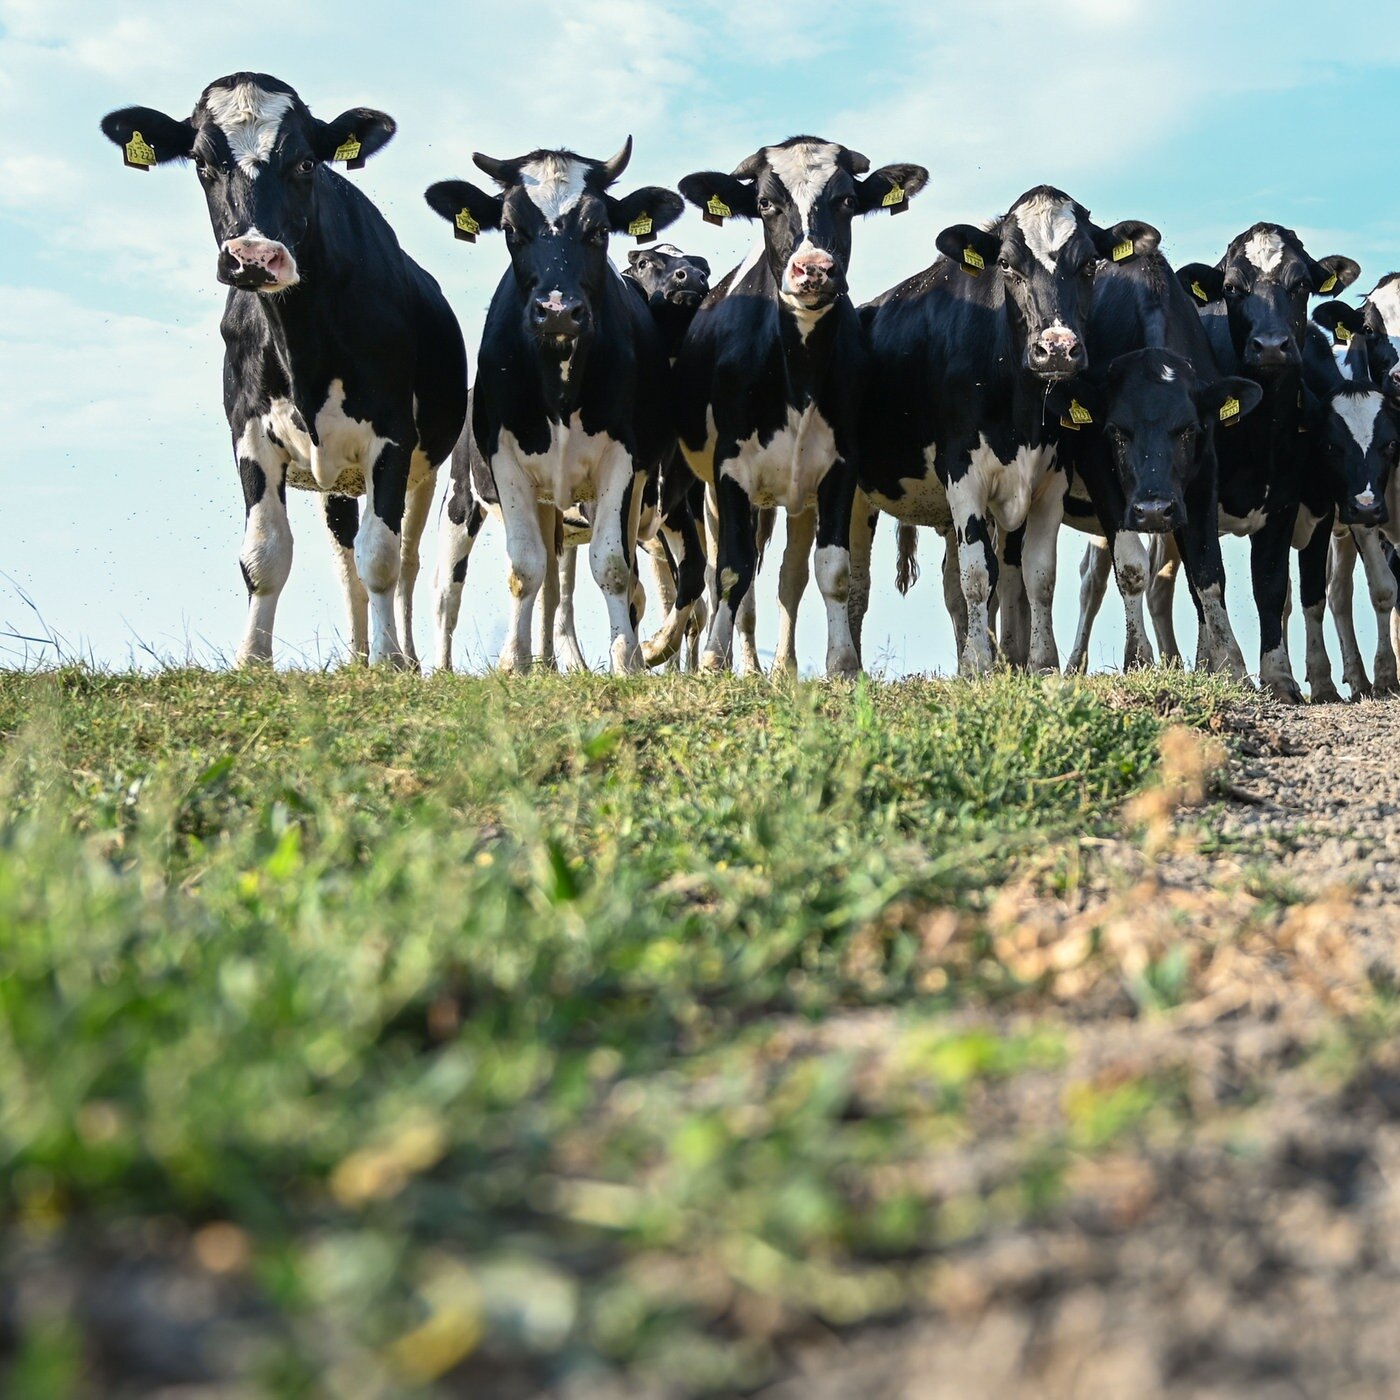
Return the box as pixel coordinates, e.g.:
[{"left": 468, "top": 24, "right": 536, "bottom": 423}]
[
  {"left": 677, "top": 172, "right": 759, "bottom": 223},
  {"left": 1308, "top": 254, "right": 1361, "bottom": 297},
  {"left": 936, "top": 224, "right": 1000, "bottom": 277},
  {"left": 1177, "top": 262, "right": 1225, "bottom": 306},
  {"left": 1313, "top": 299, "right": 1366, "bottom": 346},
  {"left": 314, "top": 108, "right": 396, "bottom": 167},
  {"left": 100, "top": 106, "right": 195, "bottom": 167},
  {"left": 606, "top": 187, "right": 684, "bottom": 241},
  {"left": 689, "top": 255, "right": 712, "bottom": 279},
  {"left": 1093, "top": 220, "right": 1160, "bottom": 264},
  {"left": 1197, "top": 376, "right": 1263, "bottom": 428},
  {"left": 856, "top": 163, "right": 929, "bottom": 216},
  {"left": 424, "top": 180, "right": 503, "bottom": 242},
  {"left": 1046, "top": 375, "right": 1106, "bottom": 427}
]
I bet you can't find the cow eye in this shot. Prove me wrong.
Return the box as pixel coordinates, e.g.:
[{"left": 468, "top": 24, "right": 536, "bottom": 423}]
[
  {"left": 297, "top": 158, "right": 316, "bottom": 176},
  {"left": 587, "top": 224, "right": 609, "bottom": 246},
  {"left": 839, "top": 194, "right": 857, "bottom": 211}
]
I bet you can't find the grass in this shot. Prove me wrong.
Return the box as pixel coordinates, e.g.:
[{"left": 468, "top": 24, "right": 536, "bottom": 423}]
[{"left": 0, "top": 666, "right": 1233, "bottom": 1397}]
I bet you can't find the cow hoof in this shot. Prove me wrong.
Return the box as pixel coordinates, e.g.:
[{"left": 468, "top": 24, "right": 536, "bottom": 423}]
[
  {"left": 1309, "top": 681, "right": 1343, "bottom": 705},
  {"left": 1064, "top": 650, "right": 1087, "bottom": 675},
  {"left": 642, "top": 637, "right": 675, "bottom": 668},
  {"left": 1373, "top": 674, "right": 1400, "bottom": 698},
  {"left": 826, "top": 650, "right": 860, "bottom": 679},
  {"left": 1125, "top": 644, "right": 1155, "bottom": 671},
  {"left": 1264, "top": 675, "right": 1305, "bottom": 704},
  {"left": 699, "top": 651, "right": 730, "bottom": 674}
]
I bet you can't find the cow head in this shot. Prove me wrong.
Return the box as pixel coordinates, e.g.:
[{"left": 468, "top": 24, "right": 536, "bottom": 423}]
[
  {"left": 1073, "top": 349, "right": 1262, "bottom": 531},
  {"left": 101, "top": 73, "right": 396, "bottom": 293},
  {"left": 1315, "top": 274, "right": 1400, "bottom": 399},
  {"left": 1177, "top": 225, "right": 1359, "bottom": 374},
  {"left": 938, "top": 189, "right": 1158, "bottom": 381},
  {"left": 678, "top": 138, "right": 928, "bottom": 315},
  {"left": 426, "top": 141, "right": 682, "bottom": 367},
  {"left": 1309, "top": 382, "right": 1400, "bottom": 528},
  {"left": 623, "top": 243, "right": 711, "bottom": 353}
]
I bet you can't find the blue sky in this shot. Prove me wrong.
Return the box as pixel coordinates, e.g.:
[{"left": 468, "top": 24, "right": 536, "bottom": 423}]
[{"left": 4, "top": 0, "right": 1400, "bottom": 674}]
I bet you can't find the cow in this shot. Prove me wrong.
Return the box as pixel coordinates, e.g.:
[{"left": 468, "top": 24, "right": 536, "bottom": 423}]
[
  {"left": 101, "top": 73, "right": 467, "bottom": 667},
  {"left": 1314, "top": 273, "right": 1400, "bottom": 398},
  {"left": 859, "top": 187, "right": 1158, "bottom": 675},
  {"left": 674, "top": 137, "right": 929, "bottom": 676},
  {"left": 1054, "top": 249, "right": 1263, "bottom": 676},
  {"left": 425, "top": 141, "right": 682, "bottom": 673},
  {"left": 1168, "top": 224, "right": 1359, "bottom": 699}
]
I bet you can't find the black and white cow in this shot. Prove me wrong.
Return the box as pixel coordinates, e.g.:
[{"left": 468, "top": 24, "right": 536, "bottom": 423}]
[
  {"left": 101, "top": 73, "right": 467, "bottom": 667},
  {"left": 861, "top": 187, "right": 1157, "bottom": 673},
  {"left": 674, "top": 137, "right": 929, "bottom": 675},
  {"left": 425, "top": 142, "right": 682, "bottom": 673},
  {"left": 1314, "top": 273, "right": 1400, "bottom": 400},
  {"left": 1057, "top": 250, "right": 1263, "bottom": 675},
  {"left": 1171, "top": 224, "right": 1359, "bottom": 699}
]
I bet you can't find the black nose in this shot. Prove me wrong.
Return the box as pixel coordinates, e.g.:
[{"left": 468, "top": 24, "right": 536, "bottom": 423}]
[
  {"left": 1247, "top": 333, "right": 1293, "bottom": 366},
  {"left": 532, "top": 296, "right": 586, "bottom": 337},
  {"left": 1128, "top": 497, "right": 1179, "bottom": 532},
  {"left": 1343, "top": 502, "right": 1387, "bottom": 528}
]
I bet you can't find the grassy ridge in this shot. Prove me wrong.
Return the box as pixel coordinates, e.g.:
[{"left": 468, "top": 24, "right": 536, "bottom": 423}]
[{"left": 0, "top": 668, "right": 1227, "bottom": 1396}]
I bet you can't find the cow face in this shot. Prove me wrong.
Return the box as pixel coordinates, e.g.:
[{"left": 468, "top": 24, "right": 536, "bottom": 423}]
[
  {"left": 101, "top": 73, "right": 396, "bottom": 294},
  {"left": 1084, "top": 349, "right": 1262, "bottom": 531},
  {"left": 939, "top": 189, "right": 1159, "bottom": 381},
  {"left": 426, "top": 141, "right": 683, "bottom": 362},
  {"left": 624, "top": 244, "right": 711, "bottom": 352},
  {"left": 1313, "top": 385, "right": 1400, "bottom": 527},
  {"left": 678, "top": 138, "right": 928, "bottom": 315},
  {"left": 1178, "top": 225, "right": 1359, "bottom": 374},
  {"left": 1316, "top": 276, "right": 1400, "bottom": 398}
]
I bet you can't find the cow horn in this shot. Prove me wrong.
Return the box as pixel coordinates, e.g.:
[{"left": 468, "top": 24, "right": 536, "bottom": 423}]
[
  {"left": 730, "top": 150, "right": 764, "bottom": 181},
  {"left": 472, "top": 151, "right": 520, "bottom": 185},
  {"left": 600, "top": 136, "right": 632, "bottom": 185}
]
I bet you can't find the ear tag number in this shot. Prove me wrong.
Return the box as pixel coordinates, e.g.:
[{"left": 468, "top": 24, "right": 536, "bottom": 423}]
[
  {"left": 1219, "top": 396, "right": 1242, "bottom": 426},
  {"left": 882, "top": 183, "right": 908, "bottom": 216},
  {"left": 454, "top": 208, "right": 480, "bottom": 243},
  {"left": 1335, "top": 323, "right": 1354, "bottom": 344},
  {"left": 1111, "top": 238, "right": 1134, "bottom": 262},
  {"left": 1318, "top": 272, "right": 1338, "bottom": 294},
  {"left": 1191, "top": 280, "right": 1209, "bottom": 303},
  {"left": 628, "top": 212, "right": 656, "bottom": 244},
  {"left": 333, "top": 135, "right": 365, "bottom": 170},
  {"left": 1059, "top": 398, "right": 1094, "bottom": 430},
  {"left": 704, "top": 194, "right": 731, "bottom": 227},
  {"left": 123, "top": 130, "right": 156, "bottom": 171},
  {"left": 962, "top": 246, "right": 984, "bottom": 275}
]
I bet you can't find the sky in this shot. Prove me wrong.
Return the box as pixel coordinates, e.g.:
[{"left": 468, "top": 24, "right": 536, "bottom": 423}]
[{"left": 3, "top": 0, "right": 1400, "bottom": 677}]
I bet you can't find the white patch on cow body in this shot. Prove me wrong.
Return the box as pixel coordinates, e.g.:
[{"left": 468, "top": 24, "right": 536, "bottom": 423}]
[
  {"left": 716, "top": 402, "right": 839, "bottom": 515},
  {"left": 1293, "top": 502, "right": 1324, "bottom": 551},
  {"left": 204, "top": 82, "right": 296, "bottom": 177},
  {"left": 866, "top": 451, "right": 953, "bottom": 531},
  {"left": 1369, "top": 278, "right": 1400, "bottom": 335},
  {"left": 1335, "top": 389, "right": 1385, "bottom": 455},
  {"left": 497, "top": 416, "right": 620, "bottom": 509},
  {"left": 518, "top": 154, "right": 588, "bottom": 225},
  {"left": 1220, "top": 506, "right": 1267, "bottom": 536},
  {"left": 267, "top": 380, "right": 403, "bottom": 496},
  {"left": 1242, "top": 228, "right": 1286, "bottom": 275},
  {"left": 730, "top": 241, "right": 768, "bottom": 293},
  {"left": 962, "top": 433, "right": 1055, "bottom": 532},
  {"left": 1013, "top": 193, "right": 1078, "bottom": 273}
]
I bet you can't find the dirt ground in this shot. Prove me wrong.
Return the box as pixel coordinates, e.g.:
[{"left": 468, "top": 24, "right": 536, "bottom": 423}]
[{"left": 749, "top": 697, "right": 1400, "bottom": 1400}]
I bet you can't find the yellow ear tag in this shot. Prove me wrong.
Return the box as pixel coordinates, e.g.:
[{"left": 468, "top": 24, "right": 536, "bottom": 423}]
[
  {"left": 1336, "top": 323, "right": 1354, "bottom": 345},
  {"left": 123, "top": 130, "right": 156, "bottom": 171},
  {"left": 1318, "top": 272, "right": 1338, "bottom": 294},
  {"left": 333, "top": 135, "right": 365, "bottom": 170},
  {"left": 1111, "top": 238, "right": 1134, "bottom": 262},
  {"left": 628, "top": 212, "right": 655, "bottom": 244},
  {"left": 882, "top": 183, "right": 908, "bottom": 216},
  {"left": 1191, "top": 280, "right": 1209, "bottom": 303},
  {"left": 1219, "top": 396, "right": 1241, "bottom": 425},
  {"left": 704, "top": 194, "right": 731, "bottom": 227},
  {"left": 1060, "top": 398, "right": 1094, "bottom": 430},
  {"left": 454, "top": 208, "right": 480, "bottom": 244},
  {"left": 962, "top": 246, "right": 985, "bottom": 275}
]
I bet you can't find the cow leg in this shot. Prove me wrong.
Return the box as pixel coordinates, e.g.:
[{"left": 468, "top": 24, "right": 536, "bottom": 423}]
[
  {"left": 848, "top": 492, "right": 877, "bottom": 663},
  {"left": 1114, "top": 532, "right": 1153, "bottom": 671},
  {"left": 998, "top": 525, "right": 1029, "bottom": 668},
  {"left": 1329, "top": 530, "right": 1368, "bottom": 698},
  {"left": 1066, "top": 538, "right": 1111, "bottom": 675},
  {"left": 1146, "top": 534, "right": 1183, "bottom": 665},
  {"left": 235, "top": 423, "right": 292, "bottom": 667},
  {"left": 1299, "top": 515, "right": 1340, "bottom": 703},
  {"left": 356, "top": 442, "right": 415, "bottom": 668},
  {"left": 702, "top": 475, "right": 758, "bottom": 672},
  {"left": 494, "top": 453, "right": 547, "bottom": 674},
  {"left": 534, "top": 507, "right": 563, "bottom": 671},
  {"left": 1022, "top": 472, "right": 1067, "bottom": 673},
  {"left": 432, "top": 494, "right": 487, "bottom": 674},
  {"left": 1352, "top": 528, "right": 1400, "bottom": 695},
  {"left": 643, "top": 517, "right": 702, "bottom": 669},
  {"left": 552, "top": 544, "right": 589, "bottom": 672},
  {"left": 815, "top": 466, "right": 861, "bottom": 678},
  {"left": 591, "top": 457, "right": 644, "bottom": 674},
  {"left": 947, "top": 486, "right": 997, "bottom": 676},
  {"left": 324, "top": 494, "right": 369, "bottom": 664},
  {"left": 941, "top": 529, "right": 968, "bottom": 660},
  {"left": 1251, "top": 511, "right": 1303, "bottom": 703},
  {"left": 1175, "top": 518, "right": 1245, "bottom": 681},
  {"left": 774, "top": 506, "right": 816, "bottom": 674},
  {"left": 739, "top": 508, "right": 776, "bottom": 674}
]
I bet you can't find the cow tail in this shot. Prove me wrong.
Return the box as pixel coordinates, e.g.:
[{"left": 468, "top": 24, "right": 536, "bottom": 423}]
[{"left": 896, "top": 523, "right": 921, "bottom": 595}]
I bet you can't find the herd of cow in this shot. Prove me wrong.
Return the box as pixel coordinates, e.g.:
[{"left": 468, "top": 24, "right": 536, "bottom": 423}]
[{"left": 101, "top": 73, "right": 1400, "bottom": 702}]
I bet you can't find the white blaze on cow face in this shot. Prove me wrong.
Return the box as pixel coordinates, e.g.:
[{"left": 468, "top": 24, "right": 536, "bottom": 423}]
[
  {"left": 765, "top": 141, "right": 842, "bottom": 306},
  {"left": 1013, "top": 192, "right": 1078, "bottom": 273},
  {"left": 1335, "top": 389, "right": 1385, "bottom": 456},
  {"left": 204, "top": 81, "right": 296, "bottom": 177},
  {"left": 1242, "top": 228, "right": 1286, "bottom": 276},
  {"left": 518, "top": 154, "right": 588, "bottom": 227}
]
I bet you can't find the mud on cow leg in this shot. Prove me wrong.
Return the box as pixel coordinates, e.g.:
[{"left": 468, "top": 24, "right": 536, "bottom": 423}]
[
  {"left": 703, "top": 476, "right": 758, "bottom": 673},
  {"left": 324, "top": 493, "right": 368, "bottom": 664},
  {"left": 236, "top": 430, "right": 293, "bottom": 668},
  {"left": 774, "top": 507, "right": 816, "bottom": 674},
  {"left": 432, "top": 488, "right": 486, "bottom": 674},
  {"left": 591, "top": 461, "right": 644, "bottom": 674}
]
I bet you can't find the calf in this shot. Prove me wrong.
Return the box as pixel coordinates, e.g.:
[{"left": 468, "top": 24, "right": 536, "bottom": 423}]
[
  {"left": 426, "top": 141, "right": 682, "bottom": 673},
  {"left": 1173, "top": 225, "right": 1359, "bottom": 699},
  {"left": 675, "top": 137, "right": 929, "bottom": 675},
  {"left": 861, "top": 188, "right": 1157, "bottom": 673},
  {"left": 101, "top": 73, "right": 468, "bottom": 666}
]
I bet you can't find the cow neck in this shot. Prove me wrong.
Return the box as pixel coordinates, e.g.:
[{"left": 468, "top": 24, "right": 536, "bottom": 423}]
[
  {"left": 1010, "top": 367, "right": 1063, "bottom": 451},
  {"left": 775, "top": 295, "right": 841, "bottom": 405},
  {"left": 1247, "top": 369, "right": 1307, "bottom": 498},
  {"left": 534, "top": 334, "right": 593, "bottom": 424}
]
